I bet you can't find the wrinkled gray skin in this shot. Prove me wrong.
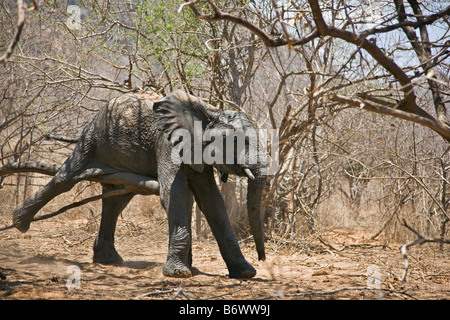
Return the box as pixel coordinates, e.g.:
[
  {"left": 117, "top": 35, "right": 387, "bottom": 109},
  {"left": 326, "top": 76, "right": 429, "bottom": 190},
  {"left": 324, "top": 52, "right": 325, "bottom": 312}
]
[{"left": 13, "top": 90, "right": 266, "bottom": 279}]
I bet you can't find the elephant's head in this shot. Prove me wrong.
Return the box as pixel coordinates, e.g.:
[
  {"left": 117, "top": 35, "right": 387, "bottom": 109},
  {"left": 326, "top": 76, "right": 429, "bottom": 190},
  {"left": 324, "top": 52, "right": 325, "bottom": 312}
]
[{"left": 153, "top": 90, "right": 266, "bottom": 261}]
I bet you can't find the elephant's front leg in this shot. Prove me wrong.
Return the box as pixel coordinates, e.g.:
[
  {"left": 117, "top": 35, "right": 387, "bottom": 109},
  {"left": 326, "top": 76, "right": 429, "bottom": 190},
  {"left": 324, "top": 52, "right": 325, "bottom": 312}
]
[
  {"left": 188, "top": 167, "right": 256, "bottom": 279},
  {"left": 159, "top": 167, "right": 194, "bottom": 278}
]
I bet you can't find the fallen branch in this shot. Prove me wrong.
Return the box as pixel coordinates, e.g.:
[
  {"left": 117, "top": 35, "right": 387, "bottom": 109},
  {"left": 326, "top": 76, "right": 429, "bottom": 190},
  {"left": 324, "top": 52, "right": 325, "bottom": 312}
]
[
  {"left": 0, "top": 161, "right": 59, "bottom": 176},
  {"left": 258, "top": 286, "right": 416, "bottom": 300},
  {"left": 316, "top": 235, "right": 388, "bottom": 252},
  {"left": 134, "top": 289, "right": 177, "bottom": 299},
  {"left": 134, "top": 288, "right": 190, "bottom": 300},
  {"left": 171, "top": 287, "right": 192, "bottom": 300},
  {"left": 400, "top": 219, "right": 450, "bottom": 282},
  {"left": 0, "top": 161, "right": 160, "bottom": 195},
  {"left": 206, "top": 286, "right": 249, "bottom": 300},
  {"left": 336, "top": 243, "right": 388, "bottom": 252},
  {"left": 44, "top": 133, "right": 79, "bottom": 144}
]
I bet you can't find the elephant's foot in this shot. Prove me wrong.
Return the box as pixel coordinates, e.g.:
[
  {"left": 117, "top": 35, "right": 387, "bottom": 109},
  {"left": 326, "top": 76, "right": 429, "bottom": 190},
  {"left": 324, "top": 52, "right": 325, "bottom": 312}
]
[
  {"left": 163, "top": 226, "right": 192, "bottom": 278},
  {"left": 163, "top": 257, "right": 192, "bottom": 278},
  {"left": 93, "top": 245, "right": 124, "bottom": 265},
  {"left": 12, "top": 204, "right": 33, "bottom": 233},
  {"left": 228, "top": 259, "right": 257, "bottom": 279}
]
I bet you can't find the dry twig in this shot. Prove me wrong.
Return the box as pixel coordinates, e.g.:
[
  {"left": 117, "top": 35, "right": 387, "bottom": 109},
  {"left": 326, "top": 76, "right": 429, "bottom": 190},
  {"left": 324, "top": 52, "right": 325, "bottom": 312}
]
[
  {"left": 134, "top": 289, "right": 178, "bottom": 300},
  {"left": 258, "top": 286, "right": 417, "bottom": 300},
  {"left": 400, "top": 219, "right": 450, "bottom": 282},
  {"left": 0, "top": 0, "right": 37, "bottom": 63},
  {"left": 134, "top": 287, "right": 191, "bottom": 300},
  {"left": 0, "top": 161, "right": 160, "bottom": 195}
]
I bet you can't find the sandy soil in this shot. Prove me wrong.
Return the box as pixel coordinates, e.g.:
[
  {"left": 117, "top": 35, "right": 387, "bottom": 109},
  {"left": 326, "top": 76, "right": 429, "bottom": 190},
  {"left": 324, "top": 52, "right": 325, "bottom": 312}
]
[{"left": 0, "top": 209, "right": 448, "bottom": 301}]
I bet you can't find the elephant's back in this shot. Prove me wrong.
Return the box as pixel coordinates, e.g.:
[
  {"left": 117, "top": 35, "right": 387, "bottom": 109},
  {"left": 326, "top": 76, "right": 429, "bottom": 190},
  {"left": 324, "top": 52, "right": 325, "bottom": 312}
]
[
  {"left": 100, "top": 92, "right": 160, "bottom": 130},
  {"left": 94, "top": 93, "right": 161, "bottom": 176}
]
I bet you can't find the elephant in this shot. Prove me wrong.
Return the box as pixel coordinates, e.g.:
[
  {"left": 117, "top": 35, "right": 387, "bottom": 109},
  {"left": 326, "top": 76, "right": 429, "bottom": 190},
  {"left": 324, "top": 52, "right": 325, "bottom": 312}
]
[{"left": 12, "top": 90, "right": 267, "bottom": 279}]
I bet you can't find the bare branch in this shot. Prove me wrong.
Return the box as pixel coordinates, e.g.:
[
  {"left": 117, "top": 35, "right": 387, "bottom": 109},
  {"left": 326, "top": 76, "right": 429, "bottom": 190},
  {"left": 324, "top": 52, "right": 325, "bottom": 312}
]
[
  {"left": 184, "top": 0, "right": 450, "bottom": 141},
  {"left": 360, "top": 5, "right": 450, "bottom": 37},
  {"left": 0, "top": 0, "right": 37, "bottom": 63},
  {"left": 44, "top": 134, "right": 79, "bottom": 144},
  {"left": 308, "top": 0, "right": 422, "bottom": 116},
  {"left": 394, "top": 0, "right": 449, "bottom": 124},
  {"left": 329, "top": 94, "right": 450, "bottom": 141},
  {"left": 182, "top": 0, "right": 320, "bottom": 47},
  {"left": 401, "top": 219, "right": 450, "bottom": 282},
  {"left": 258, "top": 286, "right": 417, "bottom": 300},
  {"left": 0, "top": 161, "right": 160, "bottom": 195},
  {"left": 0, "top": 161, "right": 59, "bottom": 176}
]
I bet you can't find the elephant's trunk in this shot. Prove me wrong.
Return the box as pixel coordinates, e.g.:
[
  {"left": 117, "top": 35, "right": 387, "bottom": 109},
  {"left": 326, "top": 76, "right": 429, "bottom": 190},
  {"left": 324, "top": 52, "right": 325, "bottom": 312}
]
[{"left": 247, "top": 176, "right": 266, "bottom": 261}]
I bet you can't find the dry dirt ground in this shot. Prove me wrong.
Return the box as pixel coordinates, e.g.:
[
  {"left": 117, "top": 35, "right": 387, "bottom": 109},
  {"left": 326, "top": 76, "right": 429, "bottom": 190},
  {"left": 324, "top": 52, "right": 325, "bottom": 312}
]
[{"left": 0, "top": 205, "right": 449, "bottom": 301}]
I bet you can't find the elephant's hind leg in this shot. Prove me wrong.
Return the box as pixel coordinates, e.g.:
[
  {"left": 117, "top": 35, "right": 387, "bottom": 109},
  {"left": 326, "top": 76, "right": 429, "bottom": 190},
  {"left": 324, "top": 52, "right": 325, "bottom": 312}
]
[
  {"left": 93, "top": 184, "right": 134, "bottom": 265},
  {"left": 13, "top": 133, "right": 98, "bottom": 232},
  {"left": 13, "top": 176, "right": 77, "bottom": 233}
]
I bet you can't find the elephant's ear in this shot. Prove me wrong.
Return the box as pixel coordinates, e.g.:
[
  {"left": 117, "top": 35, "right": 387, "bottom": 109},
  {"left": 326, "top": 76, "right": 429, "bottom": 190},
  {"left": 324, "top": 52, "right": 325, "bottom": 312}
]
[
  {"left": 153, "top": 91, "right": 213, "bottom": 173},
  {"left": 153, "top": 97, "right": 181, "bottom": 136}
]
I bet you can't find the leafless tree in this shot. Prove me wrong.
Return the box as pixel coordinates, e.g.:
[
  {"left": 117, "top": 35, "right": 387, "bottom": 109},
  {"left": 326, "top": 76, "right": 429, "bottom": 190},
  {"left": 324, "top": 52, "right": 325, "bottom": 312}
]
[{"left": 180, "top": 0, "right": 449, "bottom": 244}]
